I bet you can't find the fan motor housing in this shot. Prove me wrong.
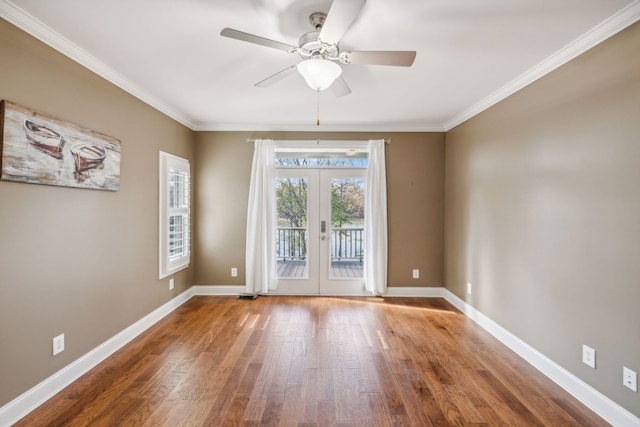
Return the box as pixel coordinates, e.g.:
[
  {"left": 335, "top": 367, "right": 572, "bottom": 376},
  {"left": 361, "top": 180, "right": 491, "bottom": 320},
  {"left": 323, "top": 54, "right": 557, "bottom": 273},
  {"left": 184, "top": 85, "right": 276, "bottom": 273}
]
[{"left": 298, "top": 13, "right": 339, "bottom": 59}]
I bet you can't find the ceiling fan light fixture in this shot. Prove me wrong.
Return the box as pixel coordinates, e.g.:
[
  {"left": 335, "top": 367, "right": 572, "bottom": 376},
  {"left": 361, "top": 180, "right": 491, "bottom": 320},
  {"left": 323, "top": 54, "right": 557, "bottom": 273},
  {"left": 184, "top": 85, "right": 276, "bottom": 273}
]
[{"left": 297, "top": 59, "right": 342, "bottom": 91}]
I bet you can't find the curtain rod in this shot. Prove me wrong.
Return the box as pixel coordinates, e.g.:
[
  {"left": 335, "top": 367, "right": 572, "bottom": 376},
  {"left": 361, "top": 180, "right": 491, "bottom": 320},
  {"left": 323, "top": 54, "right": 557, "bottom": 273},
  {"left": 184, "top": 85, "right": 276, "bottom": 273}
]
[{"left": 245, "top": 138, "right": 391, "bottom": 144}]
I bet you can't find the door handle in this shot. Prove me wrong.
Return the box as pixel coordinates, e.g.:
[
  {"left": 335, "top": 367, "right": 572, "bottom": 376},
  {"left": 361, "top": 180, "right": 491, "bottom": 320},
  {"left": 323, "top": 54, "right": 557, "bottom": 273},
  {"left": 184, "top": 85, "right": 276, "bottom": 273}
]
[{"left": 321, "top": 220, "right": 326, "bottom": 233}]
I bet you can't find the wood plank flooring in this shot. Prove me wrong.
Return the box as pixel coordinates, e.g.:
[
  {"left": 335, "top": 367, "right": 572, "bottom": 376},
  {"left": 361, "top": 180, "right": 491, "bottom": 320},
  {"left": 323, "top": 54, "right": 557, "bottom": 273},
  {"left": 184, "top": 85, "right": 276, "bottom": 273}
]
[{"left": 15, "top": 296, "right": 609, "bottom": 426}]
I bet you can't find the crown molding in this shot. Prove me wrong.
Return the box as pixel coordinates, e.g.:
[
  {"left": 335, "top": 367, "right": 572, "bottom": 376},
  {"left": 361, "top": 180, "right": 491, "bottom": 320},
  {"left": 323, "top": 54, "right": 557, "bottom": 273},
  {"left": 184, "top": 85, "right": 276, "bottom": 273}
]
[
  {"left": 444, "top": 0, "right": 640, "bottom": 131},
  {"left": 191, "top": 122, "right": 446, "bottom": 132},
  {"left": 0, "top": 0, "right": 196, "bottom": 130},
  {"left": 0, "top": 0, "right": 442, "bottom": 133},
  {"left": 3, "top": 0, "right": 638, "bottom": 134}
]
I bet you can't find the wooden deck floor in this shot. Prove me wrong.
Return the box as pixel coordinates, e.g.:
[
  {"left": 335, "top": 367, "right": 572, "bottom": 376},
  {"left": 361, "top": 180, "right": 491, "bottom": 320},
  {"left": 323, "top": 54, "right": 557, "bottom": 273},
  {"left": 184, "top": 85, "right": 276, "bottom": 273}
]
[
  {"left": 277, "top": 260, "right": 363, "bottom": 278},
  {"left": 15, "top": 296, "right": 608, "bottom": 426}
]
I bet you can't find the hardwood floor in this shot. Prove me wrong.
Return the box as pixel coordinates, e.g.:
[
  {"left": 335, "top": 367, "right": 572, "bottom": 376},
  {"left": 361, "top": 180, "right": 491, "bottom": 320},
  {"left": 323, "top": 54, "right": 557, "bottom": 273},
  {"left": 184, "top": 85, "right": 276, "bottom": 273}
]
[{"left": 15, "top": 296, "right": 608, "bottom": 426}]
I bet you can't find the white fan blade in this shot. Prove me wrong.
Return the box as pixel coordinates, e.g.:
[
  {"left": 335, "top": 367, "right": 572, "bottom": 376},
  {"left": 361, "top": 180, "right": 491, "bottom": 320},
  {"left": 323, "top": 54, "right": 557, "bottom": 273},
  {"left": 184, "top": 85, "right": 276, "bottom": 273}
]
[
  {"left": 341, "top": 51, "right": 416, "bottom": 67},
  {"left": 221, "top": 28, "right": 298, "bottom": 53},
  {"left": 255, "top": 65, "right": 298, "bottom": 88},
  {"left": 319, "top": 0, "right": 366, "bottom": 45},
  {"left": 330, "top": 76, "right": 352, "bottom": 97}
]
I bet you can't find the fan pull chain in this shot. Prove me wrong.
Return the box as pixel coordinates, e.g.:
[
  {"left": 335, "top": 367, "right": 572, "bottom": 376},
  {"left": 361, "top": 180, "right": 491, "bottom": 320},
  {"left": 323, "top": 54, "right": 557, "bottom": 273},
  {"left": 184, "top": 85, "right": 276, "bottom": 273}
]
[{"left": 316, "top": 89, "right": 320, "bottom": 126}]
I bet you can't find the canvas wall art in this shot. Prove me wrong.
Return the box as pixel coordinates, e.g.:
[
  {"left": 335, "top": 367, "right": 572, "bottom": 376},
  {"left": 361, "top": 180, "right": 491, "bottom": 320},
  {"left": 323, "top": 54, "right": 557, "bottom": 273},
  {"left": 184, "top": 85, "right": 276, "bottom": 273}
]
[{"left": 0, "top": 100, "right": 121, "bottom": 191}]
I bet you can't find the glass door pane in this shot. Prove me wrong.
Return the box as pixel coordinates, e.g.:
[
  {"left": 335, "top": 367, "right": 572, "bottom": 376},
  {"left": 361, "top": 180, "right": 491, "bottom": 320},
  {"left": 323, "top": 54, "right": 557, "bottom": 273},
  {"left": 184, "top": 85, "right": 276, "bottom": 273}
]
[
  {"left": 329, "top": 177, "right": 365, "bottom": 279},
  {"left": 276, "top": 177, "right": 309, "bottom": 279}
]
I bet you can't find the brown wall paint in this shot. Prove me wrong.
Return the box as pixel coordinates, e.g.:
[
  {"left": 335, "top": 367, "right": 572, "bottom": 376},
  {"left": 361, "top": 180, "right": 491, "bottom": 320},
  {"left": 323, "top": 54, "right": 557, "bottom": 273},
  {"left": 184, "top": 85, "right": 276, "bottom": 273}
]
[
  {"left": 445, "top": 22, "right": 640, "bottom": 416},
  {"left": 194, "top": 131, "right": 445, "bottom": 288},
  {"left": 2, "top": 10, "right": 638, "bottom": 421},
  {"left": 0, "top": 19, "right": 195, "bottom": 406}
]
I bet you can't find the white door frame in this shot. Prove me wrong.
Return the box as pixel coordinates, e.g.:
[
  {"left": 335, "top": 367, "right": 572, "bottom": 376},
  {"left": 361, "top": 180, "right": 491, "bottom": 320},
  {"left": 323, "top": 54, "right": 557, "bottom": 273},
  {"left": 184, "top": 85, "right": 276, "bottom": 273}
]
[
  {"left": 318, "top": 168, "right": 367, "bottom": 295},
  {"left": 272, "top": 168, "right": 320, "bottom": 294},
  {"left": 272, "top": 168, "right": 367, "bottom": 295}
]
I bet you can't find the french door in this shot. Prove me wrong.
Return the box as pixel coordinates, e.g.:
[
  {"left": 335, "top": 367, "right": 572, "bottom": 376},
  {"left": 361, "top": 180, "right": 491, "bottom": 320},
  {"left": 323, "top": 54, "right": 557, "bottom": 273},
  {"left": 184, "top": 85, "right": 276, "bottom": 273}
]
[{"left": 273, "top": 168, "right": 366, "bottom": 295}]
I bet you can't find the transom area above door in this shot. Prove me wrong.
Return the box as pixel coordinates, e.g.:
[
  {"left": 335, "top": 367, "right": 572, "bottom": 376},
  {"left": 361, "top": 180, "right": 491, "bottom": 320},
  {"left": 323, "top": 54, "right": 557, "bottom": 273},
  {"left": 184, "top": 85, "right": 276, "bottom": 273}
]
[{"left": 274, "top": 140, "right": 369, "bottom": 168}]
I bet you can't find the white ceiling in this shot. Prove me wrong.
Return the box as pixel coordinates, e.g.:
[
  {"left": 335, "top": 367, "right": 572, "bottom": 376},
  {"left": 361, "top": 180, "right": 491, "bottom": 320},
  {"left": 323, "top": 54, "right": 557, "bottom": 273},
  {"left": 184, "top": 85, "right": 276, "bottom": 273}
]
[{"left": 1, "top": 0, "right": 639, "bottom": 132}]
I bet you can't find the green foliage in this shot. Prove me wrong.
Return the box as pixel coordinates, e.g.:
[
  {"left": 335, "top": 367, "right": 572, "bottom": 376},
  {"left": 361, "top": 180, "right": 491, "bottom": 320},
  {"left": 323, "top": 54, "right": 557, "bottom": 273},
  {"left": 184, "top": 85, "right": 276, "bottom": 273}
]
[
  {"left": 276, "top": 173, "right": 364, "bottom": 230},
  {"left": 330, "top": 179, "right": 364, "bottom": 260},
  {"left": 331, "top": 179, "right": 364, "bottom": 227},
  {"left": 276, "top": 178, "right": 308, "bottom": 228}
]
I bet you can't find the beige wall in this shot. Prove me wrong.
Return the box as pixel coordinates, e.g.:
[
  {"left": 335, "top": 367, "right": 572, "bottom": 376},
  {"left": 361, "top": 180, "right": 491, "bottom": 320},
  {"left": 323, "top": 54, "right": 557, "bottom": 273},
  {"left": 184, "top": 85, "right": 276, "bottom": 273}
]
[
  {"left": 1, "top": 16, "right": 445, "bottom": 408},
  {"left": 0, "top": 19, "right": 195, "bottom": 406},
  {"left": 194, "top": 131, "right": 445, "bottom": 288},
  {"left": 445, "top": 22, "right": 640, "bottom": 416},
  {"left": 3, "top": 8, "right": 637, "bottom": 421}
]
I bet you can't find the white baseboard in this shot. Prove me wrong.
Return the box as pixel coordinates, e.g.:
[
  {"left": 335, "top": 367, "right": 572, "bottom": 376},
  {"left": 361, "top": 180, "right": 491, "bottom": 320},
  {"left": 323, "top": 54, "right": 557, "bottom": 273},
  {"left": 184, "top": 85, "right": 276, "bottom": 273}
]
[
  {"left": 383, "top": 286, "right": 446, "bottom": 297},
  {"left": 3, "top": 285, "right": 637, "bottom": 427},
  {"left": 193, "top": 285, "right": 246, "bottom": 295},
  {"left": 442, "top": 289, "right": 640, "bottom": 427},
  {"left": 191, "top": 285, "right": 445, "bottom": 297},
  {"left": 0, "top": 287, "right": 195, "bottom": 427}
]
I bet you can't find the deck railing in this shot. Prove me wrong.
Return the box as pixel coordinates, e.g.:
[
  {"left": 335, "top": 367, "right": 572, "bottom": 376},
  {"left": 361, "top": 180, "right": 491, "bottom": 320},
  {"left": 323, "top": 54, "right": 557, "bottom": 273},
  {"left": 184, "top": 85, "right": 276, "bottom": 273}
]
[
  {"left": 276, "top": 227, "right": 307, "bottom": 260},
  {"left": 330, "top": 227, "right": 364, "bottom": 261},
  {"left": 276, "top": 227, "right": 364, "bottom": 261}
]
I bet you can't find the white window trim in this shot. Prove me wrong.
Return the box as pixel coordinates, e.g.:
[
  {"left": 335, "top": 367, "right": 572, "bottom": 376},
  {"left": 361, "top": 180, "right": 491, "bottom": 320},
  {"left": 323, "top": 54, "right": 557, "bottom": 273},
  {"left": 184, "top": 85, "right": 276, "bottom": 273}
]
[{"left": 159, "top": 151, "right": 191, "bottom": 279}]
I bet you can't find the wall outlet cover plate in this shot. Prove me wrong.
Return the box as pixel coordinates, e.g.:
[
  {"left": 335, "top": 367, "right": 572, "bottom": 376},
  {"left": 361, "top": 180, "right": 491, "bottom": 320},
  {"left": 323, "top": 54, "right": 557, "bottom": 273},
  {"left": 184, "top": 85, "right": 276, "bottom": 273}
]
[
  {"left": 582, "top": 345, "right": 596, "bottom": 369},
  {"left": 53, "top": 334, "right": 65, "bottom": 356},
  {"left": 623, "top": 366, "right": 637, "bottom": 392}
]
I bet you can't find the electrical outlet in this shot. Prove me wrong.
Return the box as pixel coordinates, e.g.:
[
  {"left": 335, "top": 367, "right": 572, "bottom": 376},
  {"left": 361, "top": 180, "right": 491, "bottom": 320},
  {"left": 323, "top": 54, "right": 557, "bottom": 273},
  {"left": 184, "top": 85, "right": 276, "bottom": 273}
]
[
  {"left": 231, "top": 267, "right": 238, "bottom": 277},
  {"left": 169, "top": 278, "right": 174, "bottom": 290},
  {"left": 623, "top": 367, "right": 637, "bottom": 392},
  {"left": 412, "top": 269, "right": 419, "bottom": 279},
  {"left": 467, "top": 282, "right": 472, "bottom": 294},
  {"left": 53, "top": 334, "right": 64, "bottom": 356},
  {"left": 582, "top": 345, "right": 596, "bottom": 369}
]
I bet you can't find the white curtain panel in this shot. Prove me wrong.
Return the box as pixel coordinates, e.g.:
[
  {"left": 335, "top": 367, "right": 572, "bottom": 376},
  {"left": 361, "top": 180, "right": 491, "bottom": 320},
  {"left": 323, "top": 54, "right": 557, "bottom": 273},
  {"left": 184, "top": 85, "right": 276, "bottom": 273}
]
[
  {"left": 364, "top": 139, "right": 388, "bottom": 295},
  {"left": 245, "top": 139, "right": 277, "bottom": 294}
]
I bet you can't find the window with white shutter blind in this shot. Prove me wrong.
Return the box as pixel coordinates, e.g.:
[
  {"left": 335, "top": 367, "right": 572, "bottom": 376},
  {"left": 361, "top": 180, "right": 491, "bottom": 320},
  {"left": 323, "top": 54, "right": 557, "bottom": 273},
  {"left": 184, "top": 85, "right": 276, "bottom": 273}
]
[{"left": 159, "top": 151, "right": 190, "bottom": 278}]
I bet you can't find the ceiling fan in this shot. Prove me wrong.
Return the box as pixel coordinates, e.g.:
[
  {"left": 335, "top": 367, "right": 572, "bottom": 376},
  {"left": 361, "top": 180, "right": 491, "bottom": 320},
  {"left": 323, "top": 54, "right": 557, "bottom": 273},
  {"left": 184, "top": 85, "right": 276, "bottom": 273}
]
[{"left": 220, "top": 0, "right": 416, "bottom": 97}]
